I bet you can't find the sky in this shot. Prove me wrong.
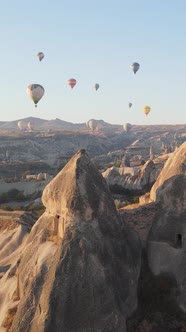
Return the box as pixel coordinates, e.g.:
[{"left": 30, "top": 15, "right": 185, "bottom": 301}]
[{"left": 0, "top": 0, "right": 186, "bottom": 125}]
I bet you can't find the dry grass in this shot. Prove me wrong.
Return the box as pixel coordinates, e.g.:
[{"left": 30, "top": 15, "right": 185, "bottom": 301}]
[
  {"left": 0, "top": 209, "right": 23, "bottom": 232},
  {"left": 2, "top": 305, "right": 17, "bottom": 331},
  {"left": 0, "top": 218, "right": 18, "bottom": 232}
]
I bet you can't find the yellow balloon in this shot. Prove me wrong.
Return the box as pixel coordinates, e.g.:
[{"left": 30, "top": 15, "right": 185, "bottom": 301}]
[{"left": 142, "top": 106, "right": 151, "bottom": 116}]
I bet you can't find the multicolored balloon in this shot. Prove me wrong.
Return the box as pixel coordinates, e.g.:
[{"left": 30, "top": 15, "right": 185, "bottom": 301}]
[
  {"left": 67, "top": 78, "right": 77, "bottom": 89},
  {"left": 36, "top": 52, "right": 45, "bottom": 62},
  {"left": 130, "top": 62, "right": 140, "bottom": 74},
  {"left": 142, "top": 105, "right": 151, "bottom": 116},
  {"left": 26, "top": 84, "right": 45, "bottom": 107},
  {"left": 93, "top": 83, "right": 100, "bottom": 91}
]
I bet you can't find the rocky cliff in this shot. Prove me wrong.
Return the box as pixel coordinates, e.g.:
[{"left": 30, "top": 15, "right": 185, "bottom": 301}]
[
  {"left": 147, "top": 142, "right": 186, "bottom": 311},
  {"left": 150, "top": 141, "right": 186, "bottom": 201}
]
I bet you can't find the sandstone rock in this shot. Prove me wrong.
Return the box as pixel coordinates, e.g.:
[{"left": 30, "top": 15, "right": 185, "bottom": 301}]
[
  {"left": 9, "top": 149, "right": 141, "bottom": 332},
  {"left": 148, "top": 174, "right": 186, "bottom": 311},
  {"left": 102, "top": 160, "right": 162, "bottom": 192},
  {"left": 0, "top": 211, "right": 37, "bottom": 328},
  {"left": 147, "top": 143, "right": 186, "bottom": 311},
  {"left": 150, "top": 141, "right": 186, "bottom": 201}
]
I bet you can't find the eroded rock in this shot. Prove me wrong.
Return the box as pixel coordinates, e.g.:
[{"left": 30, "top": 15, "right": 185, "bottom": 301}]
[
  {"left": 148, "top": 142, "right": 186, "bottom": 311},
  {"left": 9, "top": 149, "right": 141, "bottom": 332}
]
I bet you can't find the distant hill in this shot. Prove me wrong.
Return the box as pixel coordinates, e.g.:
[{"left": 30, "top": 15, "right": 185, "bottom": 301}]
[
  {"left": 0, "top": 117, "right": 185, "bottom": 133},
  {"left": 0, "top": 117, "right": 113, "bottom": 131}
]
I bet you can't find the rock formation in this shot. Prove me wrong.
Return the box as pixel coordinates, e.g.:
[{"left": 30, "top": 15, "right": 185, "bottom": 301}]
[
  {"left": 149, "top": 144, "right": 154, "bottom": 160},
  {"left": 147, "top": 142, "right": 186, "bottom": 311},
  {"left": 0, "top": 211, "right": 37, "bottom": 330},
  {"left": 150, "top": 141, "right": 186, "bottom": 201},
  {"left": 6, "top": 149, "right": 141, "bottom": 332},
  {"left": 102, "top": 159, "right": 162, "bottom": 193}
]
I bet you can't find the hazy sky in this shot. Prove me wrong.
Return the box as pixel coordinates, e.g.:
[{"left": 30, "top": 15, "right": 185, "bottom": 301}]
[{"left": 1, "top": 0, "right": 186, "bottom": 125}]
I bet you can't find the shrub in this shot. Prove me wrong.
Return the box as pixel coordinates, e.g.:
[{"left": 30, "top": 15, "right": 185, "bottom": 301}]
[
  {"left": 112, "top": 160, "right": 121, "bottom": 167},
  {"left": 4, "top": 178, "right": 19, "bottom": 183},
  {"left": 15, "top": 192, "right": 25, "bottom": 201},
  {"left": 0, "top": 189, "right": 26, "bottom": 203},
  {"left": 130, "top": 195, "right": 139, "bottom": 204},
  {"left": 27, "top": 204, "right": 45, "bottom": 218}
]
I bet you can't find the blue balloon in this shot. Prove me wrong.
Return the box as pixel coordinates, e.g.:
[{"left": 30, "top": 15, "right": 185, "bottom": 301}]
[{"left": 130, "top": 62, "right": 140, "bottom": 74}]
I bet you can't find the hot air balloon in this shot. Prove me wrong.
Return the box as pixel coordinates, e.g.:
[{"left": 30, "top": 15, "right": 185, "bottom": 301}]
[
  {"left": 67, "top": 78, "right": 77, "bottom": 89},
  {"left": 26, "top": 84, "right": 45, "bottom": 107},
  {"left": 18, "top": 120, "right": 27, "bottom": 131},
  {"left": 27, "top": 121, "right": 34, "bottom": 132},
  {"left": 130, "top": 62, "right": 140, "bottom": 74},
  {"left": 142, "top": 106, "right": 151, "bottom": 116},
  {"left": 94, "top": 83, "right": 100, "bottom": 91},
  {"left": 87, "top": 119, "right": 98, "bottom": 131},
  {"left": 129, "top": 102, "right": 132, "bottom": 108},
  {"left": 36, "top": 52, "right": 45, "bottom": 61},
  {"left": 123, "top": 123, "right": 132, "bottom": 133}
]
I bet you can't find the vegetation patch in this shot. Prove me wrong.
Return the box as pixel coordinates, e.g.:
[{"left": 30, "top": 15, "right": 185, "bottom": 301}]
[
  {"left": 26, "top": 203, "right": 45, "bottom": 218},
  {"left": 111, "top": 185, "right": 140, "bottom": 208},
  {"left": 0, "top": 189, "right": 26, "bottom": 203}
]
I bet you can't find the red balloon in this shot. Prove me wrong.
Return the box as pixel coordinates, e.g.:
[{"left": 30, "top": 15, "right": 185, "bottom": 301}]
[{"left": 67, "top": 78, "right": 77, "bottom": 89}]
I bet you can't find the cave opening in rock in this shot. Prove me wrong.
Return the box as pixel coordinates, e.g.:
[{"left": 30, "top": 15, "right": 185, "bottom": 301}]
[{"left": 176, "top": 233, "right": 182, "bottom": 248}]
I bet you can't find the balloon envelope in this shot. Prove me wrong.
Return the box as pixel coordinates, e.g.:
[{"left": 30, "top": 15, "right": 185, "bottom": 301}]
[
  {"left": 36, "top": 52, "right": 45, "bottom": 61},
  {"left": 130, "top": 62, "right": 140, "bottom": 74},
  {"left": 87, "top": 119, "right": 98, "bottom": 131},
  {"left": 129, "top": 102, "right": 132, "bottom": 108},
  {"left": 94, "top": 83, "right": 100, "bottom": 91},
  {"left": 26, "top": 84, "right": 45, "bottom": 107},
  {"left": 18, "top": 120, "right": 27, "bottom": 131},
  {"left": 123, "top": 123, "right": 132, "bottom": 132},
  {"left": 67, "top": 78, "right": 77, "bottom": 89},
  {"left": 28, "top": 121, "right": 34, "bottom": 131},
  {"left": 142, "top": 106, "right": 151, "bottom": 116}
]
